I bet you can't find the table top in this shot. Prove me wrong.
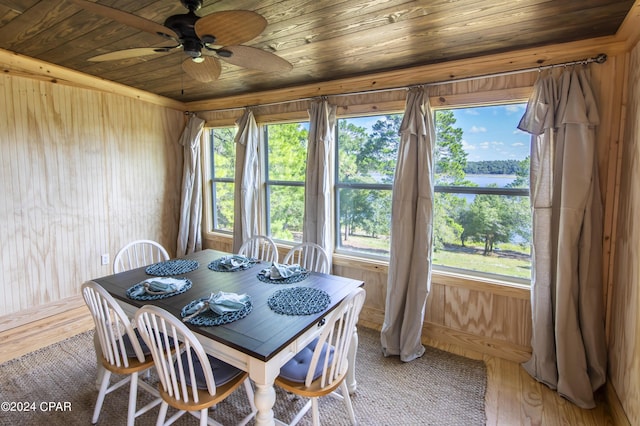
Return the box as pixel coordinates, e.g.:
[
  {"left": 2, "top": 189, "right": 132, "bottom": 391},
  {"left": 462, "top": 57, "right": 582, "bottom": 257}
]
[{"left": 93, "top": 249, "right": 364, "bottom": 362}]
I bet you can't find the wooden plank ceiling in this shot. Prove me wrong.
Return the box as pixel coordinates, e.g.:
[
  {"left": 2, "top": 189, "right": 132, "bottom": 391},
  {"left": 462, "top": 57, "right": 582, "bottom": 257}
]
[{"left": 0, "top": 0, "right": 635, "bottom": 102}]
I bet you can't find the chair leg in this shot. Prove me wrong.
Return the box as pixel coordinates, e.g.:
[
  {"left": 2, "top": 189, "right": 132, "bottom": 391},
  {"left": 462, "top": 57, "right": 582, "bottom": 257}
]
[
  {"left": 244, "top": 380, "right": 256, "bottom": 412},
  {"left": 127, "top": 372, "right": 139, "bottom": 426},
  {"left": 340, "top": 381, "right": 356, "bottom": 425},
  {"left": 199, "top": 408, "right": 208, "bottom": 426},
  {"left": 237, "top": 380, "right": 257, "bottom": 425},
  {"left": 92, "top": 370, "right": 112, "bottom": 424},
  {"left": 156, "top": 401, "right": 169, "bottom": 426},
  {"left": 311, "top": 398, "right": 320, "bottom": 426}
]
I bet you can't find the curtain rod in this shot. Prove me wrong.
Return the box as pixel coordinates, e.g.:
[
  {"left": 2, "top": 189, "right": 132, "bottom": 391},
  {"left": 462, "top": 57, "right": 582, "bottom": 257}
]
[{"left": 191, "top": 53, "right": 607, "bottom": 115}]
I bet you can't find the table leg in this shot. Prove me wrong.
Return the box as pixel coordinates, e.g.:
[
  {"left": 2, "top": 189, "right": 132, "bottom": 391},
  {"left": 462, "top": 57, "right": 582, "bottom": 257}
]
[
  {"left": 253, "top": 382, "right": 276, "bottom": 426},
  {"left": 346, "top": 325, "right": 359, "bottom": 394}
]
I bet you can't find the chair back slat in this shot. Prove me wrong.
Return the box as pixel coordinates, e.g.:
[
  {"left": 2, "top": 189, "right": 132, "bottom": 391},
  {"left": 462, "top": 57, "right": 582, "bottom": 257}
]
[
  {"left": 238, "top": 235, "right": 279, "bottom": 263},
  {"left": 284, "top": 242, "right": 330, "bottom": 273},
  {"left": 136, "top": 305, "right": 217, "bottom": 405},
  {"left": 82, "top": 281, "right": 146, "bottom": 368},
  {"left": 113, "top": 240, "right": 170, "bottom": 273}
]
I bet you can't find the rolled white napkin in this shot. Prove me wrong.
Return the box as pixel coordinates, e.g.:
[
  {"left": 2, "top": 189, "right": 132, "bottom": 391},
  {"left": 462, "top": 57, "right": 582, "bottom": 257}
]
[
  {"left": 130, "top": 277, "right": 188, "bottom": 297},
  {"left": 218, "top": 255, "right": 251, "bottom": 270},
  {"left": 183, "top": 291, "right": 250, "bottom": 318},
  {"left": 263, "top": 262, "right": 305, "bottom": 279}
]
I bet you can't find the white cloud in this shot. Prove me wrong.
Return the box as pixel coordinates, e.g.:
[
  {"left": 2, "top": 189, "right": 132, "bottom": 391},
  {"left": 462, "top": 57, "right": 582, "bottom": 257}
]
[
  {"left": 469, "top": 125, "right": 487, "bottom": 133},
  {"left": 462, "top": 139, "right": 476, "bottom": 151}
]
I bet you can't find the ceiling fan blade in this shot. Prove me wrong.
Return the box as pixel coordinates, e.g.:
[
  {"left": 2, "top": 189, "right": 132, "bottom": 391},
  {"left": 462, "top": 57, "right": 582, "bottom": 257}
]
[
  {"left": 195, "top": 10, "right": 267, "bottom": 46},
  {"left": 66, "top": 0, "right": 178, "bottom": 39},
  {"left": 182, "top": 56, "right": 222, "bottom": 83},
  {"left": 219, "top": 46, "right": 292, "bottom": 72},
  {"left": 88, "top": 46, "right": 178, "bottom": 62}
]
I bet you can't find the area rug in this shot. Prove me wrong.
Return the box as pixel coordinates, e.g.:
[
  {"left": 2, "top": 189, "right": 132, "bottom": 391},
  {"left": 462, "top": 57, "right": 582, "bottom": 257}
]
[{"left": 0, "top": 327, "right": 486, "bottom": 425}]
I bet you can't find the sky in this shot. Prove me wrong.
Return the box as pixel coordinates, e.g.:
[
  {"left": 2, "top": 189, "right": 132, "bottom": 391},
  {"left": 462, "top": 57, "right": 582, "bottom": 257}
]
[
  {"left": 451, "top": 103, "right": 530, "bottom": 162},
  {"left": 344, "top": 103, "right": 531, "bottom": 163}
]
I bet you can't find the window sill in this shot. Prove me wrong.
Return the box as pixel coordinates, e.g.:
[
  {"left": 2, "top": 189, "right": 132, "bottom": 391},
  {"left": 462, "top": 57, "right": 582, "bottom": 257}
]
[{"left": 333, "top": 253, "right": 530, "bottom": 299}]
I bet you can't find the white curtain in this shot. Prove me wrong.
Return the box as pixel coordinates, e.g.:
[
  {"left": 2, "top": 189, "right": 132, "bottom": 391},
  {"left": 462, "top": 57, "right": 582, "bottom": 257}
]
[
  {"left": 380, "top": 87, "right": 435, "bottom": 362},
  {"left": 518, "top": 68, "right": 607, "bottom": 408},
  {"left": 303, "top": 98, "right": 336, "bottom": 265},
  {"left": 232, "top": 109, "right": 260, "bottom": 253},
  {"left": 177, "top": 114, "right": 205, "bottom": 256}
]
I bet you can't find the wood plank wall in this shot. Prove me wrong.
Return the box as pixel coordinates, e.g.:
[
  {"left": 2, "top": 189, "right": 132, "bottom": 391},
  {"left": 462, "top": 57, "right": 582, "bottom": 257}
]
[
  {"left": 608, "top": 42, "right": 640, "bottom": 426},
  {"left": 0, "top": 72, "right": 185, "bottom": 331}
]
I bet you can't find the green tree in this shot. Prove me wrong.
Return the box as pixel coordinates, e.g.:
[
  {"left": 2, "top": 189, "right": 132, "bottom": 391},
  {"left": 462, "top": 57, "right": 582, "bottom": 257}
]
[
  {"left": 211, "top": 127, "right": 236, "bottom": 231},
  {"left": 432, "top": 110, "right": 469, "bottom": 249},
  {"left": 434, "top": 110, "right": 467, "bottom": 184},
  {"left": 357, "top": 115, "right": 402, "bottom": 183},
  {"left": 266, "top": 123, "right": 308, "bottom": 241}
]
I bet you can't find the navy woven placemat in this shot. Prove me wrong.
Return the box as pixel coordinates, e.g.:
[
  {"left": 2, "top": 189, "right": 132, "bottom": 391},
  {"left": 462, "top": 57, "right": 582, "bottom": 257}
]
[
  {"left": 267, "top": 287, "right": 331, "bottom": 316},
  {"left": 126, "top": 279, "right": 192, "bottom": 301},
  {"left": 180, "top": 298, "right": 253, "bottom": 326},
  {"left": 208, "top": 256, "right": 259, "bottom": 272},
  {"left": 145, "top": 259, "right": 199, "bottom": 276},
  {"left": 257, "top": 269, "right": 310, "bottom": 284}
]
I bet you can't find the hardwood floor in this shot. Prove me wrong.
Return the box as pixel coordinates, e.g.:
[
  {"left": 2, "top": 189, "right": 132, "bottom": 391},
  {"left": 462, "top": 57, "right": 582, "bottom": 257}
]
[{"left": 0, "top": 309, "right": 615, "bottom": 425}]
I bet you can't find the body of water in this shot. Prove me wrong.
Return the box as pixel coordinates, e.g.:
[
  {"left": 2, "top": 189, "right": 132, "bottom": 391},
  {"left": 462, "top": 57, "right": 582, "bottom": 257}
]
[{"left": 466, "top": 174, "right": 518, "bottom": 187}]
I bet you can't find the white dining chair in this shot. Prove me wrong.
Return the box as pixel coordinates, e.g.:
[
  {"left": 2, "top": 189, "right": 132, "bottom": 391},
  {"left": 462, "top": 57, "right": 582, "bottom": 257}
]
[
  {"left": 275, "top": 287, "right": 366, "bottom": 425},
  {"left": 135, "top": 305, "right": 257, "bottom": 426},
  {"left": 81, "top": 281, "right": 161, "bottom": 426},
  {"left": 113, "top": 239, "right": 170, "bottom": 273},
  {"left": 283, "top": 242, "right": 330, "bottom": 273},
  {"left": 238, "top": 234, "right": 279, "bottom": 263}
]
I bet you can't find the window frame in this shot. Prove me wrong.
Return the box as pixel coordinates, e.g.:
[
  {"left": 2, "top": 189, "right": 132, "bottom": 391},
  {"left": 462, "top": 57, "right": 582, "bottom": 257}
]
[
  {"left": 263, "top": 121, "right": 309, "bottom": 244},
  {"left": 207, "top": 127, "right": 236, "bottom": 234}
]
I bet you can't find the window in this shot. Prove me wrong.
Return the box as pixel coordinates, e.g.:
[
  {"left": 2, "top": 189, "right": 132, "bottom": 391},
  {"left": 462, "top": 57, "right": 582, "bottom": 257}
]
[
  {"left": 432, "top": 104, "right": 531, "bottom": 281},
  {"left": 334, "top": 104, "right": 531, "bottom": 281},
  {"left": 209, "top": 127, "right": 236, "bottom": 233},
  {"left": 335, "top": 115, "right": 401, "bottom": 257},
  {"left": 207, "top": 97, "right": 531, "bottom": 283},
  {"left": 264, "top": 122, "right": 309, "bottom": 243}
]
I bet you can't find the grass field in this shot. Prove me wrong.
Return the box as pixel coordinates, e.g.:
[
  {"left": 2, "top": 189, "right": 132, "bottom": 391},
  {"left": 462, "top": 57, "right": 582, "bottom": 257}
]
[{"left": 340, "top": 234, "right": 531, "bottom": 280}]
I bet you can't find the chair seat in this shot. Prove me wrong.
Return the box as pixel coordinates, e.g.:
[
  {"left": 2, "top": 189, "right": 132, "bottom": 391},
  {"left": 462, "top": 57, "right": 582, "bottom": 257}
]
[
  {"left": 179, "top": 349, "right": 244, "bottom": 389},
  {"left": 279, "top": 338, "right": 334, "bottom": 383}
]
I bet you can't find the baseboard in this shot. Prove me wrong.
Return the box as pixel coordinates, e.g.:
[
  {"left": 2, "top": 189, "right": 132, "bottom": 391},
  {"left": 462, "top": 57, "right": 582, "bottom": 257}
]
[
  {"left": 606, "top": 381, "right": 631, "bottom": 426},
  {"left": 360, "top": 305, "right": 531, "bottom": 363}
]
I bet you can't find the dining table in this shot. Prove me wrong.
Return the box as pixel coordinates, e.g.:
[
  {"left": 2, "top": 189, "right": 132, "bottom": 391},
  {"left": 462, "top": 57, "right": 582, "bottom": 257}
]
[{"left": 91, "top": 248, "right": 365, "bottom": 426}]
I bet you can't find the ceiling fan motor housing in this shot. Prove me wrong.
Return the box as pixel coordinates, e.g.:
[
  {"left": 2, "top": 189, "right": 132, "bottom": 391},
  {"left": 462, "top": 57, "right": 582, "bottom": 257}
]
[{"left": 164, "top": 11, "right": 202, "bottom": 57}]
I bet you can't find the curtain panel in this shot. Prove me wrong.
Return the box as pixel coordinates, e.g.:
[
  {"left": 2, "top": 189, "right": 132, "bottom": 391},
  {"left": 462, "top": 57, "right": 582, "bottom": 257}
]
[
  {"left": 303, "top": 99, "right": 336, "bottom": 265},
  {"left": 177, "top": 114, "right": 205, "bottom": 256},
  {"left": 232, "top": 109, "right": 260, "bottom": 253},
  {"left": 380, "top": 87, "right": 435, "bottom": 362},
  {"left": 518, "top": 68, "right": 607, "bottom": 408}
]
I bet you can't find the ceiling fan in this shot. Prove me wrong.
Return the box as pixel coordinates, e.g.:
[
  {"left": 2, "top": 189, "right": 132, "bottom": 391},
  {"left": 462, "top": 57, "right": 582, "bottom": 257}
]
[{"left": 67, "top": 0, "right": 292, "bottom": 83}]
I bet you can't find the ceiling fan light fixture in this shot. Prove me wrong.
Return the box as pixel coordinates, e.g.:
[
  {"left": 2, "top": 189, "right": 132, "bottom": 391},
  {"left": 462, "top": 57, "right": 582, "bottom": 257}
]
[{"left": 192, "top": 57, "right": 205, "bottom": 63}]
